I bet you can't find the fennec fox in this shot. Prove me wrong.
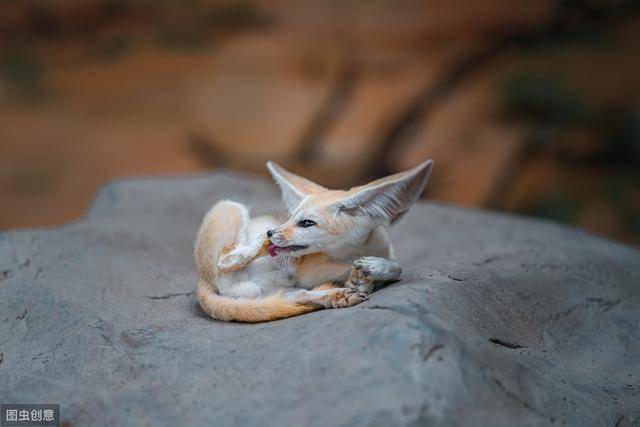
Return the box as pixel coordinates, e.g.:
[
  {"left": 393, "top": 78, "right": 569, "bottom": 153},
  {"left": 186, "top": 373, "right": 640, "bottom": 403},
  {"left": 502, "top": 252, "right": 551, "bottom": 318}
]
[{"left": 195, "top": 159, "right": 433, "bottom": 323}]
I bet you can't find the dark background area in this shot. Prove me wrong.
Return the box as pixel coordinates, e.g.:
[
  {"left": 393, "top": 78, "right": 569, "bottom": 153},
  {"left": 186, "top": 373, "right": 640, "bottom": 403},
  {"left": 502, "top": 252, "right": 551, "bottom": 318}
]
[{"left": 1, "top": 0, "right": 639, "bottom": 245}]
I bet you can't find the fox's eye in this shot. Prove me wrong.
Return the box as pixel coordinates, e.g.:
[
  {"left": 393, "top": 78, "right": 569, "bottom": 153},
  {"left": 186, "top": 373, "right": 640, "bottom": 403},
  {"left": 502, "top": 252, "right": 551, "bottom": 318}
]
[{"left": 297, "top": 219, "right": 317, "bottom": 228}]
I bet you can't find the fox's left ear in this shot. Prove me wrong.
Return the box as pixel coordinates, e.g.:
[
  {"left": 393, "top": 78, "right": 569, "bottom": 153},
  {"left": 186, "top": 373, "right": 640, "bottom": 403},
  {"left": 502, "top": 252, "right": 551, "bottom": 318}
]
[
  {"left": 267, "top": 161, "right": 327, "bottom": 212},
  {"left": 336, "top": 159, "right": 434, "bottom": 226}
]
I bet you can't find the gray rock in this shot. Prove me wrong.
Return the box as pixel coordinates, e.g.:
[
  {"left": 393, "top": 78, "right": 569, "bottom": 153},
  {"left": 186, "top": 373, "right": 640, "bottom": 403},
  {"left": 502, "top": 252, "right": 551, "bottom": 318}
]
[{"left": 1, "top": 171, "right": 639, "bottom": 427}]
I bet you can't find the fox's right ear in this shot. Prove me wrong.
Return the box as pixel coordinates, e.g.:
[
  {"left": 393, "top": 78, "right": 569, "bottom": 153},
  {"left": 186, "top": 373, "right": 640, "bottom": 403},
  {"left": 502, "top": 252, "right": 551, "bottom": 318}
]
[
  {"left": 335, "top": 159, "right": 433, "bottom": 226},
  {"left": 267, "top": 161, "right": 327, "bottom": 212}
]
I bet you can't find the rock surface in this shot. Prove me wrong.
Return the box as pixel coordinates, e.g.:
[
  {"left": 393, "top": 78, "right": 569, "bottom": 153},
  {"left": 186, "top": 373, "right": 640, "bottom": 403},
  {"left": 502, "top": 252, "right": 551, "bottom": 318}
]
[{"left": 1, "top": 172, "right": 639, "bottom": 427}]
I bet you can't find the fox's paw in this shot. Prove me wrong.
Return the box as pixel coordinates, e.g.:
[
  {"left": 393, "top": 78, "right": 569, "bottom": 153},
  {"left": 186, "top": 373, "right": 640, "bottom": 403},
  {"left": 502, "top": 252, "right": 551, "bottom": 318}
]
[
  {"left": 217, "top": 250, "right": 249, "bottom": 273},
  {"left": 328, "top": 288, "right": 368, "bottom": 309},
  {"left": 348, "top": 257, "right": 402, "bottom": 293},
  {"left": 354, "top": 256, "right": 402, "bottom": 282}
]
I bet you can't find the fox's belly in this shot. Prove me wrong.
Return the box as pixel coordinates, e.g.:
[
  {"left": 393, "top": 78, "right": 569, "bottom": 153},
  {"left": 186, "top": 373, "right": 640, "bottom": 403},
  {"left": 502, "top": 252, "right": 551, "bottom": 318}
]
[{"left": 216, "top": 254, "right": 298, "bottom": 297}]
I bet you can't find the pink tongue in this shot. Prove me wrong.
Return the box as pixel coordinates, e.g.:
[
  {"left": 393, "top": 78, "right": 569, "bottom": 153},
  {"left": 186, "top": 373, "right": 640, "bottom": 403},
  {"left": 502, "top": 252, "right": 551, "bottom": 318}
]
[{"left": 267, "top": 244, "right": 279, "bottom": 257}]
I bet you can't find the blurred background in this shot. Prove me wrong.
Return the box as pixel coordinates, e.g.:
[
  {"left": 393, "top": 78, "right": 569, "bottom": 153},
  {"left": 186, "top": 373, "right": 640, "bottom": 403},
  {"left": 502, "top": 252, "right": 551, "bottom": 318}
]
[{"left": 1, "top": 0, "right": 639, "bottom": 245}]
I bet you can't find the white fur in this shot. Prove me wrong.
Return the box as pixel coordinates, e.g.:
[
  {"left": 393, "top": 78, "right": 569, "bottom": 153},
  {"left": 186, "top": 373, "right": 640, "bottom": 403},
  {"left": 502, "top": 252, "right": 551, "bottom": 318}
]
[{"left": 213, "top": 160, "right": 432, "bottom": 299}]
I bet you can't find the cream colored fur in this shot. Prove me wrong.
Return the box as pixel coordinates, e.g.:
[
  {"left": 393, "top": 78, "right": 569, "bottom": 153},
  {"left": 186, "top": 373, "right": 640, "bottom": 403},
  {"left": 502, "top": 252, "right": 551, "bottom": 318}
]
[{"left": 195, "top": 160, "right": 433, "bottom": 323}]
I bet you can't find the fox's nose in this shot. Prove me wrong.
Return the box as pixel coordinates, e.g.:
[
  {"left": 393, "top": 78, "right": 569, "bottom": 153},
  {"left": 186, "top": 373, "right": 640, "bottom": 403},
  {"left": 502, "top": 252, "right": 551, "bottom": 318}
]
[{"left": 266, "top": 229, "right": 275, "bottom": 238}]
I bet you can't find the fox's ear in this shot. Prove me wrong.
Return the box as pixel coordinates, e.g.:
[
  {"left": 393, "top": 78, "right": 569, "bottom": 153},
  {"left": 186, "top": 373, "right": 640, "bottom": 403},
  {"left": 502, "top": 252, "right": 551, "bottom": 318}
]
[
  {"left": 336, "top": 159, "right": 434, "bottom": 226},
  {"left": 267, "top": 161, "right": 327, "bottom": 212}
]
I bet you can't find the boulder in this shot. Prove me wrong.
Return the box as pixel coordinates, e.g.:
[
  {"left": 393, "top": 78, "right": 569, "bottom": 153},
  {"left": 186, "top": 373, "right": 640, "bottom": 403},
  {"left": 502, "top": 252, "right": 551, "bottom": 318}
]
[{"left": 1, "top": 172, "right": 638, "bottom": 426}]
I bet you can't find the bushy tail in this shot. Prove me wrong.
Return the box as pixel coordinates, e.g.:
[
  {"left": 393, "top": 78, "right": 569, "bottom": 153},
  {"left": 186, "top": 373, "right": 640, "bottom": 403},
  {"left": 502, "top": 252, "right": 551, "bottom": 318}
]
[{"left": 197, "top": 281, "right": 318, "bottom": 323}]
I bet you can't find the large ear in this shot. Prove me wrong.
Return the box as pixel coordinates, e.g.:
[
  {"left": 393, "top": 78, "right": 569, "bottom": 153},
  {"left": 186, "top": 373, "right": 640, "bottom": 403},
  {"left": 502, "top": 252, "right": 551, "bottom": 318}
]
[
  {"left": 266, "top": 161, "right": 327, "bottom": 212},
  {"left": 336, "top": 159, "right": 434, "bottom": 226}
]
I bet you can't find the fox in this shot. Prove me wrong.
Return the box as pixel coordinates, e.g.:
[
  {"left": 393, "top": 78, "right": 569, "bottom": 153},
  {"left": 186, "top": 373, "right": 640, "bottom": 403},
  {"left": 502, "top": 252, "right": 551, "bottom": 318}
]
[{"left": 195, "top": 159, "right": 434, "bottom": 323}]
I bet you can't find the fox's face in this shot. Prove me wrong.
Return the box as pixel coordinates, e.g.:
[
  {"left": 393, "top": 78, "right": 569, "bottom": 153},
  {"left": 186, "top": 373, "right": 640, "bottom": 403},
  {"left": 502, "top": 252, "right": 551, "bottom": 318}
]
[
  {"left": 266, "top": 190, "right": 368, "bottom": 257},
  {"left": 265, "top": 160, "right": 433, "bottom": 257}
]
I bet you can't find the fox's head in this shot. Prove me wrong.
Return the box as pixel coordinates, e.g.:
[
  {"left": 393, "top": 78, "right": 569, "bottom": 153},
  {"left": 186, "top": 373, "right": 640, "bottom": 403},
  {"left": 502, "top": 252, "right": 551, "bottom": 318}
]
[{"left": 265, "top": 159, "right": 433, "bottom": 257}]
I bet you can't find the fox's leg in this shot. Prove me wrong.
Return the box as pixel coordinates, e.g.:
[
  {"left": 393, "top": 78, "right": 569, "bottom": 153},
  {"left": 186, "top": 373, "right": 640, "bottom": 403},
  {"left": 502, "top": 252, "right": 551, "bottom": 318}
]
[
  {"left": 195, "top": 200, "right": 254, "bottom": 280},
  {"left": 346, "top": 256, "right": 402, "bottom": 294},
  {"left": 284, "top": 286, "right": 368, "bottom": 309},
  {"left": 205, "top": 200, "right": 270, "bottom": 274},
  {"left": 217, "top": 234, "right": 269, "bottom": 273},
  {"left": 196, "top": 200, "right": 269, "bottom": 276}
]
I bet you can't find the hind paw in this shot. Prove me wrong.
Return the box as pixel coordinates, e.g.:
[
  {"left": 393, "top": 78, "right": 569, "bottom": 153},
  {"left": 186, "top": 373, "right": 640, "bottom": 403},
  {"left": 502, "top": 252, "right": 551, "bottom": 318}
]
[{"left": 217, "top": 251, "right": 249, "bottom": 273}]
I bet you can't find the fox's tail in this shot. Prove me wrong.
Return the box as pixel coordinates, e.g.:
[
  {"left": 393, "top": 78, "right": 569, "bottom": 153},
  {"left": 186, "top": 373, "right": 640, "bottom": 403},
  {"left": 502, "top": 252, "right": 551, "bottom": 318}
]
[{"left": 197, "top": 281, "right": 318, "bottom": 323}]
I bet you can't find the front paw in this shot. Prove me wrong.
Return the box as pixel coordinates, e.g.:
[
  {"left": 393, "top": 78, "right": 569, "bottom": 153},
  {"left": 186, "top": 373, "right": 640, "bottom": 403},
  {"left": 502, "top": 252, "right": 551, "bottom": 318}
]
[
  {"left": 348, "top": 257, "right": 402, "bottom": 293},
  {"left": 329, "top": 288, "right": 368, "bottom": 308},
  {"left": 355, "top": 257, "right": 402, "bottom": 282}
]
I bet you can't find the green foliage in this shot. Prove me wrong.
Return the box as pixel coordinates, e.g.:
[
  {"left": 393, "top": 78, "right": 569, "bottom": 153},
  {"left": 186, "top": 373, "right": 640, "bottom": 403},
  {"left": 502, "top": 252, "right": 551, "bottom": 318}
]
[
  {"left": 519, "top": 195, "right": 578, "bottom": 224},
  {"left": 501, "top": 71, "right": 640, "bottom": 165},
  {"left": 154, "top": 25, "right": 209, "bottom": 50},
  {"left": 0, "top": 47, "right": 46, "bottom": 100},
  {"left": 502, "top": 72, "right": 587, "bottom": 125},
  {"left": 154, "top": 1, "right": 269, "bottom": 51},
  {"left": 599, "top": 107, "right": 640, "bottom": 162},
  {"left": 207, "top": 0, "right": 270, "bottom": 28},
  {"left": 92, "top": 34, "right": 134, "bottom": 59},
  {"left": 628, "top": 214, "right": 640, "bottom": 240}
]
